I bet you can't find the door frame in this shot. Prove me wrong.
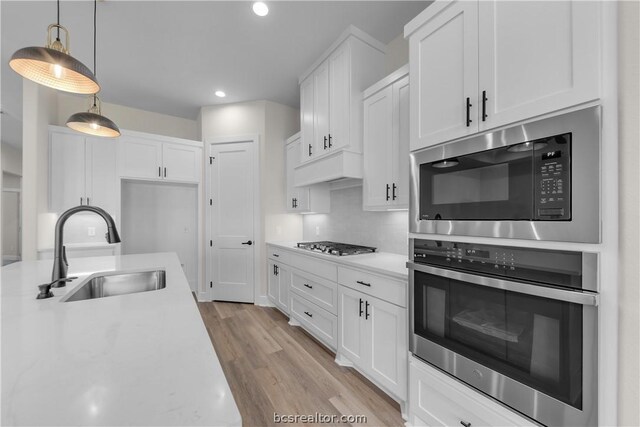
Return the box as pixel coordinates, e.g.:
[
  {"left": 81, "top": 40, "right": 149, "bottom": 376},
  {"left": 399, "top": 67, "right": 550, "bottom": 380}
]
[{"left": 205, "top": 134, "right": 261, "bottom": 303}]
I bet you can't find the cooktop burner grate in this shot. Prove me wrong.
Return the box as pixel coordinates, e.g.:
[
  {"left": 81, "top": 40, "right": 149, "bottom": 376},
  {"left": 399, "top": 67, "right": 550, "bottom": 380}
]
[{"left": 296, "top": 241, "right": 377, "bottom": 256}]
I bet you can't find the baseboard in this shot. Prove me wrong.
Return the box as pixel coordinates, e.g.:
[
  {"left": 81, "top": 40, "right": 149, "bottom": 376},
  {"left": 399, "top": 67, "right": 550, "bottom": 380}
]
[
  {"left": 254, "top": 295, "right": 273, "bottom": 307},
  {"left": 197, "top": 291, "right": 210, "bottom": 302},
  {"left": 334, "top": 352, "right": 354, "bottom": 367}
]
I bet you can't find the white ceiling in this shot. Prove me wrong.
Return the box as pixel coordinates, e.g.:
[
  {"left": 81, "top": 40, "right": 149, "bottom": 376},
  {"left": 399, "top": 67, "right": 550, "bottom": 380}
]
[{"left": 1, "top": 1, "right": 428, "bottom": 148}]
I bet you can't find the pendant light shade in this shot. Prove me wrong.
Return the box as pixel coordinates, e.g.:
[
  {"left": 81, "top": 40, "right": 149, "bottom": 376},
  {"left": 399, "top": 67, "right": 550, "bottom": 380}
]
[
  {"left": 10, "top": 22, "right": 100, "bottom": 95},
  {"left": 67, "top": 96, "right": 120, "bottom": 138},
  {"left": 66, "top": 0, "right": 119, "bottom": 138}
]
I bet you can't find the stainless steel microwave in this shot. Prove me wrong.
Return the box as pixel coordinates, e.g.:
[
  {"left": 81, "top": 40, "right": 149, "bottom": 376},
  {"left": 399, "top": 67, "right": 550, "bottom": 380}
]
[{"left": 409, "top": 106, "right": 601, "bottom": 243}]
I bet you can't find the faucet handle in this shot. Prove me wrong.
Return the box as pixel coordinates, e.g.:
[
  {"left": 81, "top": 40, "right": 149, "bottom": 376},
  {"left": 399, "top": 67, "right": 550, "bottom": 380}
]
[
  {"left": 36, "top": 283, "right": 54, "bottom": 299},
  {"left": 50, "top": 276, "right": 77, "bottom": 289}
]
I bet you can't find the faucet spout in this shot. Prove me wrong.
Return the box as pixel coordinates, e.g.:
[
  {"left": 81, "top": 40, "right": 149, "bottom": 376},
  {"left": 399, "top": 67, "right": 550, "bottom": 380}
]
[{"left": 52, "top": 205, "right": 121, "bottom": 286}]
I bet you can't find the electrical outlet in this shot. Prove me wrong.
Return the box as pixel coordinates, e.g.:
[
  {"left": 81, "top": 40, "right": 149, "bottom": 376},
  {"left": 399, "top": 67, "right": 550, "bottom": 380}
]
[
  {"left": 315, "top": 226, "right": 320, "bottom": 236},
  {"left": 88, "top": 227, "right": 96, "bottom": 236}
]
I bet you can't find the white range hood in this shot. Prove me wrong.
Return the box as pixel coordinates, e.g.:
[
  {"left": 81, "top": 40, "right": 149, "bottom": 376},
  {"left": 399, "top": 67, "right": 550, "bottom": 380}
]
[{"left": 294, "top": 149, "right": 363, "bottom": 186}]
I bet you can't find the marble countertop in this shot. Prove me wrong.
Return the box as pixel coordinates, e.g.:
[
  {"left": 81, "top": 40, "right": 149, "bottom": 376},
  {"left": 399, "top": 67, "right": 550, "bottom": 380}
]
[
  {"left": 1, "top": 253, "right": 241, "bottom": 426},
  {"left": 266, "top": 241, "right": 408, "bottom": 280}
]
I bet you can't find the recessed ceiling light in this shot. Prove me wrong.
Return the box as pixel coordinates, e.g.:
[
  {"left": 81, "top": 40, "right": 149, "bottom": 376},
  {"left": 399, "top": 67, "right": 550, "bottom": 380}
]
[
  {"left": 252, "top": 2, "right": 269, "bottom": 17},
  {"left": 215, "top": 90, "right": 226, "bottom": 98}
]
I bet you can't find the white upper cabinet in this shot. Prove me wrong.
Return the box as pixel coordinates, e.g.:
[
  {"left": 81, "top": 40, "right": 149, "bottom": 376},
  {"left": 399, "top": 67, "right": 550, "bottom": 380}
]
[
  {"left": 297, "top": 26, "right": 386, "bottom": 170},
  {"left": 408, "top": 1, "right": 479, "bottom": 150},
  {"left": 300, "top": 77, "right": 315, "bottom": 161},
  {"left": 406, "top": 0, "right": 601, "bottom": 151},
  {"left": 285, "top": 133, "right": 330, "bottom": 214},
  {"left": 477, "top": 1, "right": 600, "bottom": 131},
  {"left": 120, "top": 136, "right": 163, "bottom": 180},
  {"left": 119, "top": 133, "right": 202, "bottom": 183},
  {"left": 49, "top": 127, "right": 117, "bottom": 215},
  {"left": 363, "top": 67, "right": 410, "bottom": 210},
  {"left": 328, "top": 43, "right": 351, "bottom": 151},
  {"left": 162, "top": 143, "right": 202, "bottom": 182}
]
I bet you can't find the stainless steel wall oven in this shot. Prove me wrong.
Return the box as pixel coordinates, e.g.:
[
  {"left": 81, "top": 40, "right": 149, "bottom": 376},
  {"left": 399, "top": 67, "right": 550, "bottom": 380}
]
[
  {"left": 409, "top": 106, "right": 601, "bottom": 243},
  {"left": 408, "top": 239, "right": 598, "bottom": 426}
]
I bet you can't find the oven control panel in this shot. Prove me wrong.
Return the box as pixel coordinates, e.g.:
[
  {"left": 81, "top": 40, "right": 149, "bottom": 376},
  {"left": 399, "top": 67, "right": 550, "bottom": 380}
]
[
  {"left": 534, "top": 133, "right": 571, "bottom": 220},
  {"left": 412, "top": 239, "right": 583, "bottom": 289}
]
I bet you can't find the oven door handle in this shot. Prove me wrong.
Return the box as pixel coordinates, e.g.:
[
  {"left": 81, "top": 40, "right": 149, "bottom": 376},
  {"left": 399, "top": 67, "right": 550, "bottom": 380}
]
[{"left": 406, "top": 262, "right": 598, "bottom": 306}]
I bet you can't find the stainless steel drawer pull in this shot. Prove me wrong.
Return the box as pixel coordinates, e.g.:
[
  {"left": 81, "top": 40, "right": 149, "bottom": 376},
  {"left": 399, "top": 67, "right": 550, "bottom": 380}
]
[
  {"left": 273, "top": 254, "right": 279, "bottom": 257},
  {"left": 460, "top": 421, "right": 471, "bottom": 427},
  {"left": 304, "top": 284, "right": 313, "bottom": 289},
  {"left": 356, "top": 280, "right": 371, "bottom": 287},
  {"left": 304, "top": 311, "right": 313, "bottom": 318}
]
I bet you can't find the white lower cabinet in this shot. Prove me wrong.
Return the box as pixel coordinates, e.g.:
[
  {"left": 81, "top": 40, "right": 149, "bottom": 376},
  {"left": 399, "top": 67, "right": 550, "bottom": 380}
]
[
  {"left": 409, "top": 357, "right": 535, "bottom": 427},
  {"left": 267, "top": 259, "right": 290, "bottom": 315},
  {"left": 338, "top": 284, "right": 407, "bottom": 401},
  {"left": 290, "top": 292, "right": 338, "bottom": 351}
]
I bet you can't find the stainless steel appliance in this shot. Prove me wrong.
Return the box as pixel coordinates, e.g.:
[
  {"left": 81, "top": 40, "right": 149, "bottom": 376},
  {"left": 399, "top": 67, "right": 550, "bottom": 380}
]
[
  {"left": 409, "top": 106, "right": 601, "bottom": 243},
  {"left": 296, "top": 241, "right": 377, "bottom": 256},
  {"left": 408, "top": 238, "right": 598, "bottom": 427}
]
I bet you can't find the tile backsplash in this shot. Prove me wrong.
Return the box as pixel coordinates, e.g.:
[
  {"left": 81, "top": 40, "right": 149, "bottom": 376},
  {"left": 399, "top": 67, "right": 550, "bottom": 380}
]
[{"left": 302, "top": 185, "right": 408, "bottom": 256}]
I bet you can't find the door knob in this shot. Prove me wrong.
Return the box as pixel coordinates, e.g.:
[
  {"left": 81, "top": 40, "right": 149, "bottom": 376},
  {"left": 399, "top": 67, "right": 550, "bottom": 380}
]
[{"left": 241, "top": 240, "right": 253, "bottom": 245}]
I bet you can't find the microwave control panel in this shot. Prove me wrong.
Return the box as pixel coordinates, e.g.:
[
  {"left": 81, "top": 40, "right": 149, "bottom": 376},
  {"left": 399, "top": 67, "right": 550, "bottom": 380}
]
[{"left": 534, "top": 133, "right": 571, "bottom": 220}]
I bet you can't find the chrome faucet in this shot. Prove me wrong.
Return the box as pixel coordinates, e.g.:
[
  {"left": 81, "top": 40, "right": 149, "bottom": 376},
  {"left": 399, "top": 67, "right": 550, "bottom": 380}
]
[{"left": 51, "top": 205, "right": 121, "bottom": 286}]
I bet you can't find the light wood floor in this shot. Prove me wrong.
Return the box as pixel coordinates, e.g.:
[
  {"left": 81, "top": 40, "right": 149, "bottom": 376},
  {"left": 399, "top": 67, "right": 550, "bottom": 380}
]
[{"left": 196, "top": 301, "right": 404, "bottom": 427}]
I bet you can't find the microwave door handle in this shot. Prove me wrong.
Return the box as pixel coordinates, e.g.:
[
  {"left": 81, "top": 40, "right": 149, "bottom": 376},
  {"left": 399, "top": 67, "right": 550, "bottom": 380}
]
[{"left": 406, "top": 262, "right": 598, "bottom": 306}]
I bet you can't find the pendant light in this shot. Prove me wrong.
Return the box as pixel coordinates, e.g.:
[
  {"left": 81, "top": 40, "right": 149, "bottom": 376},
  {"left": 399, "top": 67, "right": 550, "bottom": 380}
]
[
  {"left": 9, "top": 0, "right": 100, "bottom": 94},
  {"left": 66, "top": 0, "right": 120, "bottom": 138}
]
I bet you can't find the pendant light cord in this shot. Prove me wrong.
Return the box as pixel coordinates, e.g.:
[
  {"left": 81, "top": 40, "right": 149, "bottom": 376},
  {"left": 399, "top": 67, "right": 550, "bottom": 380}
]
[
  {"left": 93, "top": 0, "right": 98, "bottom": 107},
  {"left": 56, "top": 0, "right": 60, "bottom": 39}
]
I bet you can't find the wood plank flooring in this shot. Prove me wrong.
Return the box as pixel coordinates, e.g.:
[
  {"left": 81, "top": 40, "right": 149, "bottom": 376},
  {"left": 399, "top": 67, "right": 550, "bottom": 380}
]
[{"left": 196, "top": 301, "right": 404, "bottom": 427}]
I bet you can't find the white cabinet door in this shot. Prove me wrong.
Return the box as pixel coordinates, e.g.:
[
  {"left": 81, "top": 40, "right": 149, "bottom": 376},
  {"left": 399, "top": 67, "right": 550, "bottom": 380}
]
[
  {"left": 120, "top": 136, "right": 162, "bottom": 180},
  {"left": 277, "top": 264, "right": 291, "bottom": 314},
  {"left": 314, "top": 61, "right": 330, "bottom": 157},
  {"left": 268, "top": 260, "right": 279, "bottom": 304},
  {"left": 162, "top": 143, "right": 201, "bottom": 183},
  {"left": 300, "top": 76, "right": 315, "bottom": 163},
  {"left": 50, "top": 132, "right": 86, "bottom": 212},
  {"left": 391, "top": 76, "right": 410, "bottom": 208},
  {"left": 85, "top": 137, "right": 117, "bottom": 215},
  {"left": 285, "top": 141, "right": 299, "bottom": 212},
  {"left": 366, "top": 295, "right": 407, "bottom": 399},
  {"left": 328, "top": 42, "right": 351, "bottom": 151},
  {"left": 409, "top": 1, "right": 479, "bottom": 151},
  {"left": 363, "top": 86, "right": 393, "bottom": 210},
  {"left": 338, "top": 286, "right": 367, "bottom": 366},
  {"left": 478, "top": 1, "right": 600, "bottom": 131}
]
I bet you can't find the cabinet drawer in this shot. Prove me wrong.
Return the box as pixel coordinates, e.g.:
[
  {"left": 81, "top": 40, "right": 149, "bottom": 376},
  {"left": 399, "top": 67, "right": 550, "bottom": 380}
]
[
  {"left": 290, "top": 293, "right": 337, "bottom": 351},
  {"left": 290, "top": 270, "right": 338, "bottom": 315},
  {"left": 410, "top": 357, "right": 535, "bottom": 427},
  {"left": 267, "top": 246, "right": 289, "bottom": 264},
  {"left": 287, "top": 252, "right": 337, "bottom": 282},
  {"left": 337, "top": 267, "right": 406, "bottom": 307}
]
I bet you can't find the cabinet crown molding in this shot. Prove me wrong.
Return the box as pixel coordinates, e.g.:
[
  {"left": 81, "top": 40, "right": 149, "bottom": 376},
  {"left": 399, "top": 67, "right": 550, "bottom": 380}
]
[{"left": 298, "top": 25, "right": 387, "bottom": 84}]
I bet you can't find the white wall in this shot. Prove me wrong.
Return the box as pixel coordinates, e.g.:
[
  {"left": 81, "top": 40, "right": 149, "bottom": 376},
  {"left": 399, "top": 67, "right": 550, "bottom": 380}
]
[
  {"left": 385, "top": 32, "right": 409, "bottom": 74},
  {"left": 618, "top": 1, "right": 640, "bottom": 425},
  {"left": 21, "top": 80, "right": 57, "bottom": 261},
  {"left": 1, "top": 143, "right": 22, "bottom": 176},
  {"left": 200, "top": 100, "right": 301, "bottom": 302},
  {"left": 56, "top": 93, "right": 199, "bottom": 141}
]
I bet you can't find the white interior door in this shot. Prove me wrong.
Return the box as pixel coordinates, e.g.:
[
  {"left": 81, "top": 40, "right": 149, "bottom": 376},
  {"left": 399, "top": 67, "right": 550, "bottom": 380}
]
[{"left": 209, "top": 141, "right": 255, "bottom": 303}]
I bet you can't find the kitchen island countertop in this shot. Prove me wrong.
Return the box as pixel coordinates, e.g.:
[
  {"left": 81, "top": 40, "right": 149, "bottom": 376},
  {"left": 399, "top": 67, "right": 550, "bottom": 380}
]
[{"left": 1, "top": 252, "right": 241, "bottom": 426}]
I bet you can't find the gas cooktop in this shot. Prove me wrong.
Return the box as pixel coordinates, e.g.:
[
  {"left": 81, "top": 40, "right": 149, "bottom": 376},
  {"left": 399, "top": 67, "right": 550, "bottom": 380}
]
[{"left": 296, "top": 241, "right": 377, "bottom": 256}]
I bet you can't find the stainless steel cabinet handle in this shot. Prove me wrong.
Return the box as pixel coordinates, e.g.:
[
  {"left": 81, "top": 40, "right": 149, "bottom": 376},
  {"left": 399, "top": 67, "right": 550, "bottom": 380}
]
[
  {"left": 158, "top": 166, "right": 161, "bottom": 177},
  {"left": 273, "top": 253, "right": 279, "bottom": 258},
  {"left": 164, "top": 167, "right": 167, "bottom": 178},
  {"left": 304, "top": 311, "right": 313, "bottom": 318},
  {"left": 466, "top": 97, "right": 473, "bottom": 127},
  {"left": 356, "top": 280, "right": 371, "bottom": 287},
  {"left": 359, "top": 298, "right": 363, "bottom": 317},
  {"left": 365, "top": 301, "right": 370, "bottom": 319},
  {"left": 303, "top": 283, "right": 313, "bottom": 289},
  {"left": 460, "top": 421, "right": 471, "bottom": 427}
]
